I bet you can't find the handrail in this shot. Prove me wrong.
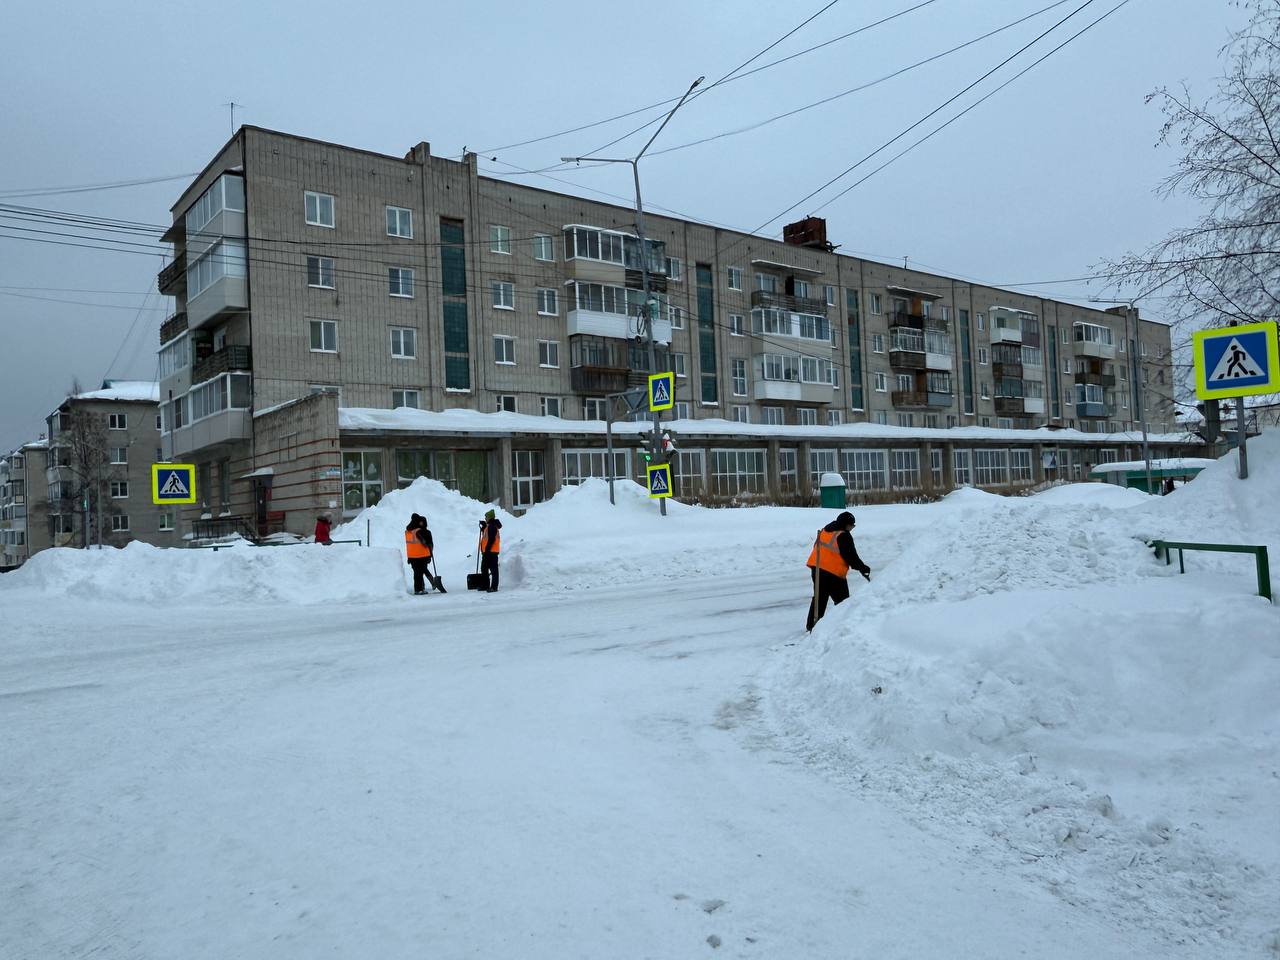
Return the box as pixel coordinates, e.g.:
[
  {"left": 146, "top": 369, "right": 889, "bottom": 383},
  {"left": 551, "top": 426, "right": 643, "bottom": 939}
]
[{"left": 1149, "top": 539, "right": 1272, "bottom": 602}]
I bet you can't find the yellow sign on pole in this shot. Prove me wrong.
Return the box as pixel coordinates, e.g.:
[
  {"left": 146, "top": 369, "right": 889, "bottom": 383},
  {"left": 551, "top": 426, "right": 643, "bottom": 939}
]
[
  {"left": 1192, "top": 321, "right": 1279, "bottom": 400},
  {"left": 646, "top": 463, "right": 672, "bottom": 498},
  {"left": 648, "top": 372, "right": 674, "bottom": 412},
  {"left": 152, "top": 463, "right": 197, "bottom": 505}
]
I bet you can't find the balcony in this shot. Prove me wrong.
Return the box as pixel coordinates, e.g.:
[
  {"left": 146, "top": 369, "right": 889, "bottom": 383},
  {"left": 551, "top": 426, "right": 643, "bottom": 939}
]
[
  {"left": 994, "top": 397, "right": 1025, "bottom": 416},
  {"left": 993, "top": 360, "right": 1023, "bottom": 379},
  {"left": 990, "top": 324, "right": 1022, "bottom": 344},
  {"left": 755, "top": 379, "right": 833, "bottom": 404},
  {"left": 1073, "top": 324, "right": 1117, "bottom": 359},
  {"left": 925, "top": 350, "right": 953, "bottom": 371},
  {"left": 889, "top": 348, "right": 926, "bottom": 370},
  {"left": 1023, "top": 398, "right": 1046, "bottom": 415},
  {"left": 192, "top": 345, "right": 252, "bottom": 385},
  {"left": 751, "top": 289, "right": 827, "bottom": 316},
  {"left": 1076, "top": 370, "right": 1116, "bottom": 388},
  {"left": 892, "top": 390, "right": 951, "bottom": 409},
  {"left": 1076, "top": 401, "right": 1107, "bottom": 418},
  {"left": 570, "top": 367, "right": 628, "bottom": 394},
  {"left": 158, "top": 256, "right": 185, "bottom": 297},
  {"left": 566, "top": 308, "right": 672, "bottom": 346},
  {"left": 159, "top": 311, "right": 188, "bottom": 346}
]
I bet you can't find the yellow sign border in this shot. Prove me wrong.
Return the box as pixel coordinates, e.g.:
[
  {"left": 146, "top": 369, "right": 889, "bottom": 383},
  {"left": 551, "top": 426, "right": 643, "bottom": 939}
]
[
  {"left": 646, "top": 463, "right": 673, "bottom": 499},
  {"left": 1192, "top": 321, "right": 1280, "bottom": 400},
  {"left": 647, "top": 371, "right": 675, "bottom": 412},
  {"left": 151, "top": 463, "right": 198, "bottom": 504}
]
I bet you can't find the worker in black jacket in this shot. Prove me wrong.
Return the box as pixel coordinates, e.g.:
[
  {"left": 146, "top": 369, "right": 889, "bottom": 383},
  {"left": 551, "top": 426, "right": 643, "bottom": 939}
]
[{"left": 805, "top": 511, "right": 871, "bottom": 631}]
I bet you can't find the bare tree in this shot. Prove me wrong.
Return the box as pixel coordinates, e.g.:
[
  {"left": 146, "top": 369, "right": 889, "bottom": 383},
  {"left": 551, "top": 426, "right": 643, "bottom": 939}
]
[
  {"left": 1101, "top": 1, "right": 1280, "bottom": 418},
  {"left": 48, "top": 406, "right": 112, "bottom": 547}
]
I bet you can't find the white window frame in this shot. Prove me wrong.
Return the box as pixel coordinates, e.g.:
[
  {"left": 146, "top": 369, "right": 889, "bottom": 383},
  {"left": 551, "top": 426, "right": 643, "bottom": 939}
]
[
  {"left": 492, "top": 281, "right": 515, "bottom": 310},
  {"left": 307, "top": 255, "right": 335, "bottom": 289},
  {"left": 494, "top": 335, "right": 516, "bottom": 365},
  {"left": 825, "top": 285, "right": 836, "bottom": 306},
  {"left": 762, "top": 406, "right": 784, "bottom": 425},
  {"left": 728, "top": 266, "right": 743, "bottom": 291},
  {"left": 797, "top": 407, "right": 818, "bottom": 426},
  {"left": 111, "top": 514, "right": 130, "bottom": 532},
  {"left": 388, "top": 266, "right": 415, "bottom": 298},
  {"left": 674, "top": 401, "right": 690, "bottom": 420},
  {"left": 108, "top": 413, "right": 127, "bottom": 430},
  {"left": 489, "top": 224, "right": 512, "bottom": 254},
  {"left": 390, "top": 327, "right": 417, "bottom": 359},
  {"left": 496, "top": 394, "right": 518, "bottom": 414},
  {"left": 874, "top": 372, "right": 888, "bottom": 392},
  {"left": 533, "top": 234, "right": 554, "bottom": 261},
  {"left": 672, "top": 352, "right": 687, "bottom": 378},
  {"left": 309, "top": 319, "right": 337, "bottom": 353},
  {"left": 538, "top": 339, "right": 560, "bottom": 368},
  {"left": 158, "top": 511, "right": 174, "bottom": 532},
  {"left": 386, "top": 205, "right": 413, "bottom": 239},
  {"left": 872, "top": 334, "right": 885, "bottom": 354},
  {"left": 110, "top": 446, "right": 127, "bottom": 465},
  {"left": 731, "top": 404, "right": 750, "bottom": 423},
  {"left": 392, "top": 389, "right": 421, "bottom": 409},
  {"left": 540, "top": 396, "right": 561, "bottom": 418},
  {"left": 827, "top": 410, "right": 843, "bottom": 426},
  {"left": 731, "top": 358, "right": 747, "bottom": 396},
  {"left": 537, "top": 287, "right": 558, "bottom": 316},
  {"left": 665, "top": 257, "right": 683, "bottom": 282},
  {"left": 729, "top": 313, "right": 744, "bottom": 336},
  {"left": 304, "top": 190, "right": 334, "bottom": 228},
  {"left": 110, "top": 480, "right": 129, "bottom": 499},
  {"left": 869, "top": 293, "right": 882, "bottom": 315}
]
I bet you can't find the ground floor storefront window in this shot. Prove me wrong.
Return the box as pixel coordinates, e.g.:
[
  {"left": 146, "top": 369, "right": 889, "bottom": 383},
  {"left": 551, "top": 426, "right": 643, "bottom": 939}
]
[{"left": 342, "top": 450, "right": 383, "bottom": 513}]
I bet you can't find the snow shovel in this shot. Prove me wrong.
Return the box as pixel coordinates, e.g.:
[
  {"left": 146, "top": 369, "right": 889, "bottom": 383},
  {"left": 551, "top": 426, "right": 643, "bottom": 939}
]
[
  {"left": 428, "top": 556, "right": 447, "bottom": 594},
  {"left": 466, "top": 547, "right": 488, "bottom": 591}
]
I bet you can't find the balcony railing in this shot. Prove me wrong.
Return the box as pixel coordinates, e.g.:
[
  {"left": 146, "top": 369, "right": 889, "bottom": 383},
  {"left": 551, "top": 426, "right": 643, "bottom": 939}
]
[
  {"left": 994, "top": 397, "right": 1025, "bottom": 416},
  {"left": 750, "top": 289, "right": 827, "bottom": 316},
  {"left": 892, "top": 390, "right": 950, "bottom": 409},
  {"left": 1076, "top": 371, "right": 1117, "bottom": 388},
  {"left": 158, "top": 256, "right": 185, "bottom": 296},
  {"left": 570, "top": 367, "right": 628, "bottom": 394},
  {"left": 191, "top": 345, "right": 252, "bottom": 385},
  {"left": 992, "top": 360, "right": 1023, "bottom": 379},
  {"left": 159, "top": 311, "right": 188, "bottom": 346}
]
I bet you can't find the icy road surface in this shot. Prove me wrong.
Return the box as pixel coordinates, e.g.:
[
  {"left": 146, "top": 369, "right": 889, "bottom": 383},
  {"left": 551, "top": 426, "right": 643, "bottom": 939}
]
[{"left": 3, "top": 573, "right": 1201, "bottom": 959}]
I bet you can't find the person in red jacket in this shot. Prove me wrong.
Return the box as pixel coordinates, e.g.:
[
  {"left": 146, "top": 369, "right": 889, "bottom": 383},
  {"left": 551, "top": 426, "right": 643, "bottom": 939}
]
[
  {"left": 314, "top": 513, "right": 333, "bottom": 545},
  {"left": 805, "top": 511, "right": 870, "bottom": 631}
]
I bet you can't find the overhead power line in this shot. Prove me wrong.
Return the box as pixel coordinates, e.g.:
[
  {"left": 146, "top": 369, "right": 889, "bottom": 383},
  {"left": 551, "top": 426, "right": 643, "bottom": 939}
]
[{"left": 0, "top": 172, "right": 199, "bottom": 199}]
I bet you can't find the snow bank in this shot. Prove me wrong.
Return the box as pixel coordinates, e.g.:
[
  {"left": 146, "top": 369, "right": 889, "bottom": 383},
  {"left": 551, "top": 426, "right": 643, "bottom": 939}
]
[
  {"left": 4, "top": 540, "right": 405, "bottom": 605},
  {"left": 765, "top": 429, "right": 1280, "bottom": 952}
]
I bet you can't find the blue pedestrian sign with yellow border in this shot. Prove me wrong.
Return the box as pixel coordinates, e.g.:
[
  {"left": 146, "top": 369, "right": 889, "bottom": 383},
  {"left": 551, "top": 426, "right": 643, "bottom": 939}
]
[
  {"left": 1192, "top": 321, "right": 1279, "bottom": 400},
  {"left": 646, "top": 463, "right": 672, "bottom": 499},
  {"left": 152, "top": 463, "right": 197, "bottom": 504},
  {"left": 648, "top": 371, "right": 674, "bottom": 412}
]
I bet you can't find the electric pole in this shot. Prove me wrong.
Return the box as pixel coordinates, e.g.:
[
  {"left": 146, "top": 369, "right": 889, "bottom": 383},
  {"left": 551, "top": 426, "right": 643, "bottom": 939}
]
[{"left": 563, "top": 75, "right": 703, "bottom": 517}]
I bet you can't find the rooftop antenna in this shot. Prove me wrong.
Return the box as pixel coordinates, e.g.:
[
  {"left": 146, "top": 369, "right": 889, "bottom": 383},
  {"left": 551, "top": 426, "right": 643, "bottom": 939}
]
[{"left": 224, "top": 101, "right": 243, "bottom": 135}]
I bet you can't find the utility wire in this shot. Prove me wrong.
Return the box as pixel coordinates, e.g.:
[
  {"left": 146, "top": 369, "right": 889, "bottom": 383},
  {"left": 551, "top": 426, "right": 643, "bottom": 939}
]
[{"left": 0, "top": 172, "right": 198, "bottom": 199}]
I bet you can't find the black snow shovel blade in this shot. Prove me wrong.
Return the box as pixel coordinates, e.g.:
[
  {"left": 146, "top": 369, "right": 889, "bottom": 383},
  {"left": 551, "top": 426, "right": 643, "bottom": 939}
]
[{"left": 429, "top": 561, "right": 447, "bottom": 593}]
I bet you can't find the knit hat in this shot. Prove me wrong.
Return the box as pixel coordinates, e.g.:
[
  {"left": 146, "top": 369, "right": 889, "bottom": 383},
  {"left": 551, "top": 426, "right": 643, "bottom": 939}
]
[
  {"left": 484, "top": 509, "right": 496, "bottom": 520},
  {"left": 835, "top": 511, "right": 855, "bottom": 527}
]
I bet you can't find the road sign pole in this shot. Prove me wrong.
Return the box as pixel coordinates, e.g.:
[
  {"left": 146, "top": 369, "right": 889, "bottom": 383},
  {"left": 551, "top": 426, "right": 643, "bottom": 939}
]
[
  {"left": 605, "top": 410, "right": 615, "bottom": 506},
  {"left": 1237, "top": 396, "right": 1249, "bottom": 479}
]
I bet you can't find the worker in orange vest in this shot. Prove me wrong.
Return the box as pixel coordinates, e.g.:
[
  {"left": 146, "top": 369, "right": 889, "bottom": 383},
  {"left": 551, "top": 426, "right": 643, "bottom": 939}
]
[
  {"left": 477, "top": 508, "right": 502, "bottom": 593},
  {"left": 405, "top": 513, "right": 434, "bottom": 595},
  {"left": 806, "top": 511, "right": 870, "bottom": 631}
]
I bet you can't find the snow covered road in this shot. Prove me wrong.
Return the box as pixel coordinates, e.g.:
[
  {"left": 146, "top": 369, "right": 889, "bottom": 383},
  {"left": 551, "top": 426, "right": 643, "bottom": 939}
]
[{"left": 2, "top": 572, "right": 1207, "bottom": 959}]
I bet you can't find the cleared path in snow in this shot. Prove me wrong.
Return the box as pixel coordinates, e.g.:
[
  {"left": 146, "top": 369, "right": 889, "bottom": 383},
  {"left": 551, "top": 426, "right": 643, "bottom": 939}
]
[{"left": 3, "top": 573, "right": 1178, "bottom": 959}]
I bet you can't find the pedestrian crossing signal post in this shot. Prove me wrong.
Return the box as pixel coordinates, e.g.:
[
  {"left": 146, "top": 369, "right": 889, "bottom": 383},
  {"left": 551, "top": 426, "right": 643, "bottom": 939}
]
[
  {"left": 152, "top": 463, "right": 197, "bottom": 504},
  {"left": 647, "top": 463, "right": 672, "bottom": 498},
  {"left": 1192, "top": 321, "right": 1279, "bottom": 480}
]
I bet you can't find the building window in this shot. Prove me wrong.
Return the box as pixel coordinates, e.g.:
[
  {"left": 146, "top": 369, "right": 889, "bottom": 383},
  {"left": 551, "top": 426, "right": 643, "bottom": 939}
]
[
  {"left": 492, "top": 281, "right": 515, "bottom": 310},
  {"left": 667, "top": 352, "right": 686, "bottom": 378},
  {"left": 839, "top": 449, "right": 888, "bottom": 491},
  {"left": 533, "top": 234, "right": 554, "bottom": 261},
  {"left": 874, "top": 372, "right": 888, "bottom": 392},
  {"left": 997, "top": 418, "right": 1012, "bottom": 430},
  {"left": 891, "top": 449, "right": 920, "bottom": 489},
  {"left": 537, "top": 288, "right": 558, "bottom": 315},
  {"left": 159, "top": 511, "right": 174, "bottom": 532},
  {"left": 392, "top": 389, "right": 420, "bottom": 409},
  {"left": 756, "top": 272, "right": 779, "bottom": 293},
  {"left": 511, "top": 450, "right": 545, "bottom": 507},
  {"left": 304, "top": 191, "right": 334, "bottom": 228},
  {"left": 109, "top": 413, "right": 127, "bottom": 430},
  {"left": 670, "top": 305, "right": 685, "bottom": 329},
  {"left": 674, "top": 401, "right": 690, "bottom": 420},
  {"left": 978, "top": 347, "right": 989, "bottom": 365},
  {"left": 540, "top": 396, "right": 561, "bottom": 417},
  {"left": 111, "top": 514, "right": 130, "bottom": 532},
  {"left": 728, "top": 266, "right": 743, "bottom": 290},
  {"left": 974, "top": 448, "right": 1010, "bottom": 486},
  {"left": 665, "top": 257, "right": 683, "bottom": 281},
  {"left": 729, "top": 313, "right": 744, "bottom": 336},
  {"left": 953, "top": 449, "right": 972, "bottom": 485},
  {"left": 980, "top": 382, "right": 991, "bottom": 400},
  {"left": 390, "top": 327, "right": 416, "bottom": 359},
  {"left": 977, "top": 313, "right": 986, "bottom": 331},
  {"left": 825, "top": 285, "right": 836, "bottom": 306},
  {"left": 981, "top": 416, "right": 991, "bottom": 427},
  {"left": 110, "top": 446, "right": 127, "bottom": 464},
  {"left": 386, "top": 206, "right": 413, "bottom": 238},
  {"left": 581, "top": 398, "right": 606, "bottom": 420},
  {"left": 869, "top": 293, "right": 882, "bottom": 314},
  {"left": 389, "top": 267, "right": 415, "bottom": 298},
  {"left": 897, "top": 413, "right": 912, "bottom": 427},
  {"left": 798, "top": 407, "right": 817, "bottom": 426},
  {"left": 762, "top": 406, "right": 784, "bottom": 425},
  {"left": 778, "top": 448, "right": 798, "bottom": 492},
  {"left": 875, "top": 411, "right": 888, "bottom": 425},
  {"left": 489, "top": 224, "right": 512, "bottom": 254},
  {"left": 494, "top": 336, "right": 516, "bottom": 365},
  {"left": 731, "top": 405, "right": 749, "bottom": 423},
  {"left": 794, "top": 280, "right": 810, "bottom": 299},
  {"left": 1010, "top": 449, "right": 1034, "bottom": 483},
  {"left": 731, "top": 359, "right": 747, "bottom": 396},
  {"left": 711, "top": 449, "right": 767, "bottom": 496},
  {"left": 309, "top": 319, "right": 337, "bottom": 353},
  {"left": 562, "top": 448, "right": 629, "bottom": 485},
  {"left": 931, "top": 448, "right": 944, "bottom": 487},
  {"left": 341, "top": 450, "right": 383, "bottom": 513},
  {"left": 496, "top": 394, "right": 517, "bottom": 413},
  {"left": 872, "top": 334, "right": 885, "bottom": 353},
  {"left": 828, "top": 410, "right": 843, "bottom": 426},
  {"left": 110, "top": 480, "right": 129, "bottom": 499},
  {"left": 307, "top": 256, "right": 335, "bottom": 289},
  {"left": 538, "top": 339, "right": 559, "bottom": 368}
]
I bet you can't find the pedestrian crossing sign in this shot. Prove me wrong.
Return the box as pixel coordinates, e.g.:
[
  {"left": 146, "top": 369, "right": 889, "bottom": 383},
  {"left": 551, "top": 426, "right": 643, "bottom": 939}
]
[
  {"left": 152, "top": 463, "right": 197, "bottom": 504},
  {"left": 1193, "top": 322, "right": 1279, "bottom": 400},
  {"left": 648, "top": 371, "right": 674, "bottom": 412},
  {"left": 646, "top": 463, "right": 672, "bottom": 499}
]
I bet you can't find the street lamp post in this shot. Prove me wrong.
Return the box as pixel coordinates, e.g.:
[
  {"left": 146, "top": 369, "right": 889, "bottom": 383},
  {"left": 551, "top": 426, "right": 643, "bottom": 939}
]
[{"left": 564, "top": 75, "right": 703, "bottom": 516}]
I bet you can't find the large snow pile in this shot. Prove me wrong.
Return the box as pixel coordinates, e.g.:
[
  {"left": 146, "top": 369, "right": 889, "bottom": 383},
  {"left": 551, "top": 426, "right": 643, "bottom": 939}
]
[
  {"left": 766, "top": 435, "right": 1280, "bottom": 953},
  {"left": 4, "top": 540, "right": 406, "bottom": 605}
]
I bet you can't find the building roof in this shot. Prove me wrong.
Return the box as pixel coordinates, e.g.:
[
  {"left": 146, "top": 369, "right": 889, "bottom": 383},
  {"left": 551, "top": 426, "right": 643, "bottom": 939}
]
[
  {"left": 71, "top": 380, "right": 159, "bottom": 403},
  {"left": 1090, "top": 458, "right": 1217, "bottom": 475},
  {"left": 337, "top": 407, "right": 1198, "bottom": 446}
]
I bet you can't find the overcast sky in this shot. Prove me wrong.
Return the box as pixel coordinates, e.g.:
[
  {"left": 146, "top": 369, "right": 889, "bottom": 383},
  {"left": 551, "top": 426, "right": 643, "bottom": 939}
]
[{"left": 0, "top": 0, "right": 1248, "bottom": 452}]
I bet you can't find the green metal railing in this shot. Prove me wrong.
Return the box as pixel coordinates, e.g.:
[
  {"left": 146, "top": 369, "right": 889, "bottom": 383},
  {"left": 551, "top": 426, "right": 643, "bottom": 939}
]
[{"left": 1149, "top": 539, "right": 1272, "bottom": 602}]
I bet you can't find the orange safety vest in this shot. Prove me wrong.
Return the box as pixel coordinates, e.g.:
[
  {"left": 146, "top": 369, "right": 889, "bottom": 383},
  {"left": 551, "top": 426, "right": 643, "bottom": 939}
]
[
  {"left": 405, "top": 529, "right": 431, "bottom": 560},
  {"left": 806, "top": 528, "right": 849, "bottom": 578},
  {"left": 479, "top": 527, "right": 501, "bottom": 555}
]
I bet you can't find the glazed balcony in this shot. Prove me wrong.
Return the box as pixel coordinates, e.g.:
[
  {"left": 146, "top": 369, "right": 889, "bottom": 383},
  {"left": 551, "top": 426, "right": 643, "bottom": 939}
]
[{"left": 750, "top": 289, "right": 828, "bottom": 316}]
